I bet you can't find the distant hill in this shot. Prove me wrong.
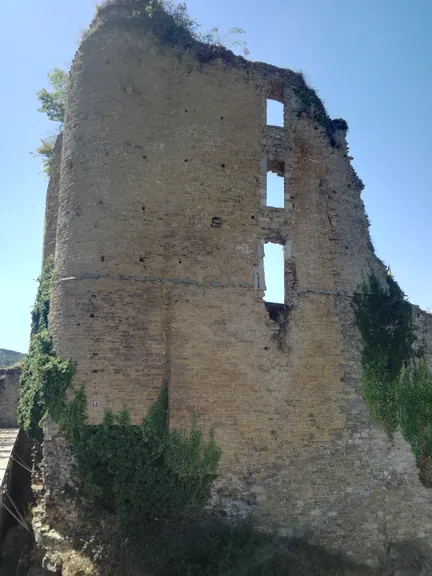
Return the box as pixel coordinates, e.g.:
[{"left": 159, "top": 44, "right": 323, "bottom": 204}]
[{"left": 0, "top": 349, "right": 26, "bottom": 368}]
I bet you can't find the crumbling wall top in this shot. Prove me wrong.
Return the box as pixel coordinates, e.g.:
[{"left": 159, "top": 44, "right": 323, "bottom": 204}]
[{"left": 84, "top": 0, "right": 349, "bottom": 149}]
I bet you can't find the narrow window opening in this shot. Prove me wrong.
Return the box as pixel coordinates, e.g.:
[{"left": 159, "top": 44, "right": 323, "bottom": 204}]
[
  {"left": 266, "top": 99, "right": 284, "bottom": 127},
  {"left": 263, "top": 243, "right": 284, "bottom": 304},
  {"left": 266, "top": 159, "right": 285, "bottom": 208}
]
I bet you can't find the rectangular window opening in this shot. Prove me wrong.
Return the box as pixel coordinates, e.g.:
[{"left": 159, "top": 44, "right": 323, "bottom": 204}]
[
  {"left": 266, "top": 98, "right": 284, "bottom": 127},
  {"left": 266, "top": 160, "right": 285, "bottom": 208},
  {"left": 263, "top": 243, "right": 284, "bottom": 305}
]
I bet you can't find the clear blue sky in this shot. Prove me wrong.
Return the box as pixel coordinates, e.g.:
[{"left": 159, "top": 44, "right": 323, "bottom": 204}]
[{"left": 1, "top": 0, "right": 431, "bottom": 353}]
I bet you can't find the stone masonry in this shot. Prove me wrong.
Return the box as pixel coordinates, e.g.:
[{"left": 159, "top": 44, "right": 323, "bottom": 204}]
[
  {"left": 0, "top": 367, "right": 20, "bottom": 428},
  {"left": 42, "top": 1, "right": 432, "bottom": 565}
]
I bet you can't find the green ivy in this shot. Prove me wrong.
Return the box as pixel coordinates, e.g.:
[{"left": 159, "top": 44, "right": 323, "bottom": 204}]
[
  {"left": 18, "top": 328, "right": 75, "bottom": 441},
  {"left": 19, "top": 257, "right": 221, "bottom": 527},
  {"left": 294, "top": 81, "right": 348, "bottom": 147},
  {"left": 89, "top": 516, "right": 380, "bottom": 575},
  {"left": 353, "top": 273, "right": 432, "bottom": 486},
  {"left": 18, "top": 255, "right": 62, "bottom": 439},
  {"left": 353, "top": 273, "right": 416, "bottom": 436},
  {"left": 399, "top": 360, "right": 432, "bottom": 487},
  {"left": 294, "top": 84, "right": 329, "bottom": 130},
  {"left": 30, "top": 255, "right": 54, "bottom": 334},
  {"left": 72, "top": 390, "right": 221, "bottom": 531},
  {"left": 19, "top": 254, "right": 76, "bottom": 438}
]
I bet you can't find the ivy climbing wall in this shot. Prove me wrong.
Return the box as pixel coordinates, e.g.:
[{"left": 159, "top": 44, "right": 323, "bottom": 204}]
[{"left": 43, "top": 1, "right": 432, "bottom": 565}]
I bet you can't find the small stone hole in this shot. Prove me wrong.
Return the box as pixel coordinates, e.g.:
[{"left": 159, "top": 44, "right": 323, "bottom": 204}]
[
  {"left": 251, "top": 216, "right": 255, "bottom": 219},
  {"left": 142, "top": 206, "right": 145, "bottom": 211},
  {"left": 179, "top": 260, "right": 182, "bottom": 264},
  {"left": 76, "top": 323, "right": 81, "bottom": 326},
  {"left": 89, "top": 313, "right": 95, "bottom": 318},
  {"left": 142, "top": 155, "right": 147, "bottom": 159},
  {"left": 221, "top": 116, "right": 224, "bottom": 119},
  {"left": 221, "top": 163, "right": 225, "bottom": 168},
  {"left": 100, "top": 256, "right": 105, "bottom": 262},
  {"left": 139, "top": 257, "right": 145, "bottom": 262},
  {"left": 184, "top": 159, "right": 188, "bottom": 162}
]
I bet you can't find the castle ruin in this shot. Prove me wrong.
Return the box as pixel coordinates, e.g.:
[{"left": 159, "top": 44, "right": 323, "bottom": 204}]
[{"left": 41, "top": 1, "right": 432, "bottom": 564}]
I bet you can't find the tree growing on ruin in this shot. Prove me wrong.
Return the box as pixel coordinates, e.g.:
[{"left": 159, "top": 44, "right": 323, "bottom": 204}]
[
  {"left": 32, "top": 68, "right": 68, "bottom": 176},
  {"left": 36, "top": 68, "right": 68, "bottom": 125}
]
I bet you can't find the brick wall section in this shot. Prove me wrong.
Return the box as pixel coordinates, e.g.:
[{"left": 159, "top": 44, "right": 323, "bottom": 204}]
[
  {"left": 0, "top": 367, "right": 20, "bottom": 427},
  {"left": 44, "top": 5, "right": 432, "bottom": 565},
  {"left": 42, "top": 133, "right": 63, "bottom": 266}
]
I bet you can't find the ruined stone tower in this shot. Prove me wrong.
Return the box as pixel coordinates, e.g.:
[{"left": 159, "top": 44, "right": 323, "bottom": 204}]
[{"left": 42, "top": 0, "right": 432, "bottom": 564}]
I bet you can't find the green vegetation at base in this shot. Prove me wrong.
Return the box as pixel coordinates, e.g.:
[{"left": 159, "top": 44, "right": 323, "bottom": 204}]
[
  {"left": 354, "top": 273, "right": 432, "bottom": 486},
  {"left": 19, "top": 257, "right": 220, "bottom": 530},
  {"left": 135, "top": 525, "right": 429, "bottom": 576},
  {"left": 77, "top": 516, "right": 378, "bottom": 576},
  {"left": 72, "top": 390, "right": 221, "bottom": 532}
]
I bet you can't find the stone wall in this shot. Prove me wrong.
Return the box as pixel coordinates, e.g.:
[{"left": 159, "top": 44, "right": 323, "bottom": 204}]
[
  {"left": 42, "top": 133, "right": 63, "bottom": 266},
  {"left": 0, "top": 367, "right": 20, "bottom": 427},
  {"left": 44, "top": 3, "right": 432, "bottom": 565}
]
